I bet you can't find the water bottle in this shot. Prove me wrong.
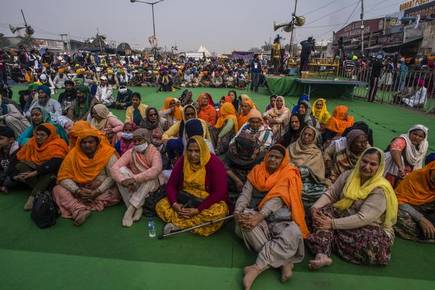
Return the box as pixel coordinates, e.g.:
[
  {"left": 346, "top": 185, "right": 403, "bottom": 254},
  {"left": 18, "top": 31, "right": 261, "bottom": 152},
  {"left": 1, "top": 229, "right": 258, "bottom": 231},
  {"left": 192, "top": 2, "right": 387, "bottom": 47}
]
[{"left": 147, "top": 217, "right": 156, "bottom": 238}]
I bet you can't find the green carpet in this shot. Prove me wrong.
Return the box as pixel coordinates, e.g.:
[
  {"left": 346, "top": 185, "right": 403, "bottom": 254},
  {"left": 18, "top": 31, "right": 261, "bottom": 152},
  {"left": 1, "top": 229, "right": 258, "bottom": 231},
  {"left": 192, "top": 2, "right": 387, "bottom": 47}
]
[{"left": 2, "top": 85, "right": 434, "bottom": 290}]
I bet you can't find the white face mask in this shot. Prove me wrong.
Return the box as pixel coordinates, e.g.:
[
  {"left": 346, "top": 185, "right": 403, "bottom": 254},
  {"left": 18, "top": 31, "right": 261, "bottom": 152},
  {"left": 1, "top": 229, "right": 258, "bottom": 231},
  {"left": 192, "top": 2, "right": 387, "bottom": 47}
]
[
  {"left": 134, "top": 143, "right": 148, "bottom": 152},
  {"left": 122, "top": 132, "right": 133, "bottom": 140},
  {"left": 119, "top": 88, "right": 128, "bottom": 94}
]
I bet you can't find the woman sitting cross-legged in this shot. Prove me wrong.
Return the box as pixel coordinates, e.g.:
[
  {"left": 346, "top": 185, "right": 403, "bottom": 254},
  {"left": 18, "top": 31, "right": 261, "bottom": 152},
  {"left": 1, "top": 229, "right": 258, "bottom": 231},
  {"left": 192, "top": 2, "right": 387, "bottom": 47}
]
[
  {"left": 394, "top": 161, "right": 435, "bottom": 242},
  {"left": 111, "top": 129, "right": 163, "bottom": 227},
  {"left": 14, "top": 123, "right": 69, "bottom": 210},
  {"left": 155, "top": 136, "right": 230, "bottom": 237},
  {"left": 53, "top": 127, "right": 121, "bottom": 226},
  {"left": 308, "top": 147, "right": 398, "bottom": 269},
  {"left": 235, "top": 145, "right": 308, "bottom": 290}
]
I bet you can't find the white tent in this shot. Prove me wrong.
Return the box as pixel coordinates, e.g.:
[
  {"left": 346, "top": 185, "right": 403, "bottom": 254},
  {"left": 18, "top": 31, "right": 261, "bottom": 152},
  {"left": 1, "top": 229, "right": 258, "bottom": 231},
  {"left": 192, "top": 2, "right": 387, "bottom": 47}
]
[{"left": 197, "top": 45, "right": 211, "bottom": 57}]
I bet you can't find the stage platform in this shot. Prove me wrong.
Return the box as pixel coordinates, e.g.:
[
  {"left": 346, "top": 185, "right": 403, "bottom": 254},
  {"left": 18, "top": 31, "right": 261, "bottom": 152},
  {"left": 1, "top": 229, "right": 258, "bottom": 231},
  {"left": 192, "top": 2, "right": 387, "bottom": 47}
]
[{"left": 266, "top": 75, "right": 366, "bottom": 98}]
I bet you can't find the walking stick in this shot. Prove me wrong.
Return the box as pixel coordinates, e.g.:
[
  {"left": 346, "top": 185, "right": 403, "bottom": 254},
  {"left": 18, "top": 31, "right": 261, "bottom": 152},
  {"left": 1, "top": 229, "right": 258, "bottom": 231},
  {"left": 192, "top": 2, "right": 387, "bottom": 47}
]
[{"left": 158, "top": 214, "right": 234, "bottom": 240}]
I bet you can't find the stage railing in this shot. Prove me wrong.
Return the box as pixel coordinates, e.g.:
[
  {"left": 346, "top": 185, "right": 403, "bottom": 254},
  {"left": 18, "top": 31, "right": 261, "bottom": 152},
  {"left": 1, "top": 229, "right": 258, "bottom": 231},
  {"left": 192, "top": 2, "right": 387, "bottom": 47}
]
[{"left": 336, "top": 63, "right": 434, "bottom": 113}]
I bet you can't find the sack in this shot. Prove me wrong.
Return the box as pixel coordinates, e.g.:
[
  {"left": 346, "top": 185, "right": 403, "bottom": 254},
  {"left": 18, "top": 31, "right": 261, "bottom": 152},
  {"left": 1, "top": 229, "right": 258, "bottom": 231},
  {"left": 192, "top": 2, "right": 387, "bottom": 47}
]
[
  {"left": 176, "top": 191, "right": 202, "bottom": 208},
  {"left": 31, "top": 191, "right": 59, "bottom": 229}
]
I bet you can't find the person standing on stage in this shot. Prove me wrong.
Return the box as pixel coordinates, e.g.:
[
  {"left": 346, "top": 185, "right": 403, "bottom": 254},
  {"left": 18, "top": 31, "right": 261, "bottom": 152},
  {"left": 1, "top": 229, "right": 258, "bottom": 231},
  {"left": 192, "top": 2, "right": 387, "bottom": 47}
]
[
  {"left": 250, "top": 54, "right": 262, "bottom": 92},
  {"left": 271, "top": 36, "right": 282, "bottom": 75},
  {"left": 299, "top": 37, "right": 315, "bottom": 75}
]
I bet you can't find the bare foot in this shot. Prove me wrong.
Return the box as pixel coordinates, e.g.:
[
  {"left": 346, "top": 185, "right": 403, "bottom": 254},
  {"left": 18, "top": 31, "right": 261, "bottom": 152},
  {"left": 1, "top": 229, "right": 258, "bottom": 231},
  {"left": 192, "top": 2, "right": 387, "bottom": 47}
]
[
  {"left": 308, "top": 254, "right": 333, "bottom": 270},
  {"left": 122, "top": 205, "right": 135, "bottom": 227},
  {"left": 132, "top": 207, "right": 143, "bottom": 222},
  {"left": 243, "top": 264, "right": 263, "bottom": 290},
  {"left": 24, "top": 195, "right": 34, "bottom": 211},
  {"left": 74, "top": 210, "right": 91, "bottom": 226},
  {"left": 281, "top": 262, "right": 294, "bottom": 282}
]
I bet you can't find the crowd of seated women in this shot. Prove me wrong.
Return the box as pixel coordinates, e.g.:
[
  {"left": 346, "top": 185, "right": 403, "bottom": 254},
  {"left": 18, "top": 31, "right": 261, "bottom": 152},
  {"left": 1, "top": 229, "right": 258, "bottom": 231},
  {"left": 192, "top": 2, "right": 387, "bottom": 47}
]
[{"left": 0, "top": 83, "right": 433, "bottom": 290}]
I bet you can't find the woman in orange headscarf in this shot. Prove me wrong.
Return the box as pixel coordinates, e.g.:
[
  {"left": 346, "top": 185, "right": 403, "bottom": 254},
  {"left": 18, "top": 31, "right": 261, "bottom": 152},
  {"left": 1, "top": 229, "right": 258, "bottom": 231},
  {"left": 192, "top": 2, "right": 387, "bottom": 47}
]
[
  {"left": 197, "top": 92, "right": 217, "bottom": 126},
  {"left": 53, "top": 127, "right": 121, "bottom": 226},
  {"left": 237, "top": 95, "right": 255, "bottom": 127},
  {"left": 234, "top": 145, "right": 307, "bottom": 289},
  {"left": 325, "top": 105, "right": 354, "bottom": 136},
  {"left": 214, "top": 102, "right": 239, "bottom": 155},
  {"left": 395, "top": 161, "right": 435, "bottom": 242},
  {"left": 14, "top": 123, "right": 69, "bottom": 210},
  {"left": 160, "top": 97, "right": 183, "bottom": 126}
]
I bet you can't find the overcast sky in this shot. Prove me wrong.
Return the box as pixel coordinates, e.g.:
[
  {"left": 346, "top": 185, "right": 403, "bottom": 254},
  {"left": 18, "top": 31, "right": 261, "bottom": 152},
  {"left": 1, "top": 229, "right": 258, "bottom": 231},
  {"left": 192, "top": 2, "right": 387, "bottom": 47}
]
[{"left": 0, "top": 0, "right": 406, "bottom": 53}]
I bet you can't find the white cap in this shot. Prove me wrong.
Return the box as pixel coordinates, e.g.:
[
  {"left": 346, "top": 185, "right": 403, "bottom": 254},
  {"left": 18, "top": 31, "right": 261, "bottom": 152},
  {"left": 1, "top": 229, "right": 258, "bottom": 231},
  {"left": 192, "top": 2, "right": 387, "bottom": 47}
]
[
  {"left": 100, "top": 75, "right": 107, "bottom": 81},
  {"left": 39, "top": 74, "right": 47, "bottom": 81}
]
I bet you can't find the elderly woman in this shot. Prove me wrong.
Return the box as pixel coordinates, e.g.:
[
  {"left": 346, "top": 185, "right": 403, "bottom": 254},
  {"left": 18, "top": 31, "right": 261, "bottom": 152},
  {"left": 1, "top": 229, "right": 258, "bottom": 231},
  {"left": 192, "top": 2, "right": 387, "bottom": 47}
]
[
  {"left": 160, "top": 97, "right": 183, "bottom": 127},
  {"left": 125, "top": 92, "right": 148, "bottom": 127},
  {"left": 308, "top": 148, "right": 398, "bottom": 269},
  {"left": 279, "top": 114, "right": 304, "bottom": 148},
  {"left": 263, "top": 96, "right": 290, "bottom": 140},
  {"left": 53, "top": 127, "right": 121, "bottom": 226},
  {"left": 237, "top": 96, "right": 255, "bottom": 127},
  {"left": 324, "top": 128, "right": 369, "bottom": 183},
  {"left": 384, "top": 124, "right": 429, "bottom": 188},
  {"left": 89, "top": 103, "right": 124, "bottom": 145},
  {"left": 111, "top": 129, "right": 163, "bottom": 227},
  {"left": 288, "top": 126, "right": 328, "bottom": 209},
  {"left": 140, "top": 106, "right": 170, "bottom": 150},
  {"left": 14, "top": 123, "right": 68, "bottom": 210},
  {"left": 214, "top": 102, "right": 239, "bottom": 155},
  {"left": 311, "top": 98, "right": 331, "bottom": 128},
  {"left": 155, "top": 136, "right": 229, "bottom": 236},
  {"left": 394, "top": 161, "right": 435, "bottom": 242},
  {"left": 235, "top": 145, "right": 308, "bottom": 290},
  {"left": 297, "top": 100, "right": 317, "bottom": 128},
  {"left": 18, "top": 106, "right": 69, "bottom": 146},
  {"left": 324, "top": 105, "right": 354, "bottom": 140},
  {"left": 197, "top": 92, "right": 217, "bottom": 126},
  {"left": 226, "top": 109, "right": 272, "bottom": 193}
]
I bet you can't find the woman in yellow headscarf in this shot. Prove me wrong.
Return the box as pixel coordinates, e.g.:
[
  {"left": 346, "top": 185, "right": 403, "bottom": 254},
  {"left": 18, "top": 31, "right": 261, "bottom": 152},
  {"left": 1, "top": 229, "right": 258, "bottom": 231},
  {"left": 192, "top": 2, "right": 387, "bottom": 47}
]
[
  {"left": 160, "top": 97, "right": 183, "bottom": 126},
  {"left": 312, "top": 98, "right": 331, "bottom": 128},
  {"left": 308, "top": 147, "right": 398, "bottom": 269},
  {"left": 155, "top": 136, "right": 229, "bottom": 236},
  {"left": 214, "top": 102, "right": 239, "bottom": 155}
]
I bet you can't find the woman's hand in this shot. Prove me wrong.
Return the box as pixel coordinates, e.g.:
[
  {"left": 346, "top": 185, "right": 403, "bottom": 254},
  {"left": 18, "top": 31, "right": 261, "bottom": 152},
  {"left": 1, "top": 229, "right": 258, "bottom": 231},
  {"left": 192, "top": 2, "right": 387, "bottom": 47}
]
[
  {"left": 314, "top": 211, "right": 333, "bottom": 230},
  {"left": 398, "top": 166, "right": 406, "bottom": 178},
  {"left": 178, "top": 207, "right": 199, "bottom": 218},
  {"left": 172, "top": 202, "right": 183, "bottom": 213},
  {"left": 419, "top": 217, "right": 435, "bottom": 239}
]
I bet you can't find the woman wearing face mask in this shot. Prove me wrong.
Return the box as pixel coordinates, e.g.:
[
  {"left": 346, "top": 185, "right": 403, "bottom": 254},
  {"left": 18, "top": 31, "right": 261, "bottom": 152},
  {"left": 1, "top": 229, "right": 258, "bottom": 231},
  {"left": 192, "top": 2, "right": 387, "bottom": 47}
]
[
  {"left": 111, "top": 129, "right": 163, "bottom": 227},
  {"left": 384, "top": 124, "right": 429, "bottom": 188},
  {"left": 115, "top": 122, "right": 137, "bottom": 156}
]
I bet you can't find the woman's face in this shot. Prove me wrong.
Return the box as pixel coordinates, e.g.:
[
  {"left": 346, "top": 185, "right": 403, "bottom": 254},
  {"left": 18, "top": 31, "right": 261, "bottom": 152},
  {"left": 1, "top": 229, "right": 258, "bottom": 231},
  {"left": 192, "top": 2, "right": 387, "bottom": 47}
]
[
  {"left": 315, "top": 101, "right": 323, "bottom": 110},
  {"left": 301, "top": 128, "right": 316, "bottom": 145},
  {"left": 249, "top": 117, "right": 262, "bottom": 130},
  {"left": 276, "top": 98, "right": 283, "bottom": 109},
  {"left": 148, "top": 109, "right": 159, "bottom": 123},
  {"left": 290, "top": 116, "right": 300, "bottom": 130},
  {"left": 270, "top": 97, "right": 276, "bottom": 106},
  {"left": 241, "top": 102, "right": 251, "bottom": 114},
  {"left": 31, "top": 109, "right": 43, "bottom": 125},
  {"left": 91, "top": 109, "right": 102, "bottom": 122},
  {"left": 184, "top": 107, "right": 196, "bottom": 121},
  {"left": 350, "top": 134, "right": 368, "bottom": 155},
  {"left": 186, "top": 141, "right": 201, "bottom": 164},
  {"left": 409, "top": 129, "right": 425, "bottom": 146},
  {"left": 132, "top": 96, "right": 140, "bottom": 107},
  {"left": 266, "top": 149, "right": 284, "bottom": 172},
  {"left": 359, "top": 152, "right": 380, "bottom": 180},
  {"left": 123, "top": 123, "right": 134, "bottom": 133},
  {"left": 199, "top": 96, "right": 209, "bottom": 107},
  {"left": 35, "top": 130, "right": 49, "bottom": 145},
  {"left": 0, "top": 136, "right": 12, "bottom": 148},
  {"left": 228, "top": 92, "right": 236, "bottom": 100},
  {"left": 298, "top": 104, "right": 307, "bottom": 115}
]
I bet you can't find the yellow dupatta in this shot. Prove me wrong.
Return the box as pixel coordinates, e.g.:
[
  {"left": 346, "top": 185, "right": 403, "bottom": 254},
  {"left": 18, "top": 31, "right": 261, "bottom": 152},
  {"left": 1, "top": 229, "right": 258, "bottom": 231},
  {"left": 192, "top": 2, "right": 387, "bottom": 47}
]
[
  {"left": 333, "top": 147, "right": 398, "bottom": 228},
  {"left": 183, "top": 136, "right": 211, "bottom": 199},
  {"left": 312, "top": 98, "right": 331, "bottom": 125}
]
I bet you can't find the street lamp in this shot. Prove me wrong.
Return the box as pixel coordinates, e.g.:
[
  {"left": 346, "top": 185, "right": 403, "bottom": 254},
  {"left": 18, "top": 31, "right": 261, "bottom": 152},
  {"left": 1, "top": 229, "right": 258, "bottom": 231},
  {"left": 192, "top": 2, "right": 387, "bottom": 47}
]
[{"left": 130, "top": 0, "right": 164, "bottom": 56}]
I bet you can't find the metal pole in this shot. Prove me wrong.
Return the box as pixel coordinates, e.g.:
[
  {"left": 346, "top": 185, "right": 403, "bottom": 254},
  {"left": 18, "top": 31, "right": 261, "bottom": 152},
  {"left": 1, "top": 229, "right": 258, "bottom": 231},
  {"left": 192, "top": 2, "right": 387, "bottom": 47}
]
[
  {"left": 151, "top": 4, "right": 156, "bottom": 38},
  {"left": 289, "top": 0, "right": 298, "bottom": 57},
  {"left": 360, "top": 0, "right": 364, "bottom": 55}
]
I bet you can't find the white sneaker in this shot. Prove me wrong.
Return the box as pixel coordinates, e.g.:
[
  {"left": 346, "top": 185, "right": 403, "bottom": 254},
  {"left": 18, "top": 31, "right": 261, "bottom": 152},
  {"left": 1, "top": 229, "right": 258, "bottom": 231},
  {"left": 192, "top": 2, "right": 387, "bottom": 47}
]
[{"left": 163, "top": 223, "right": 180, "bottom": 235}]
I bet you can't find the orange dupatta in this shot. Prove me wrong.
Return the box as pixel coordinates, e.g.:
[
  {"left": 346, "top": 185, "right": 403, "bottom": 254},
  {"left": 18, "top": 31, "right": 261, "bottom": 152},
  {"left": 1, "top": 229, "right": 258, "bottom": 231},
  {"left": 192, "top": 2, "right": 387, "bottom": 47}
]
[
  {"left": 247, "top": 145, "right": 309, "bottom": 238},
  {"left": 57, "top": 127, "right": 116, "bottom": 184},
  {"left": 162, "top": 97, "right": 183, "bottom": 121},
  {"left": 238, "top": 98, "right": 255, "bottom": 127},
  {"left": 17, "top": 123, "right": 68, "bottom": 165},
  {"left": 215, "top": 102, "right": 239, "bottom": 133},
  {"left": 396, "top": 161, "right": 435, "bottom": 206},
  {"left": 325, "top": 105, "right": 354, "bottom": 135}
]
